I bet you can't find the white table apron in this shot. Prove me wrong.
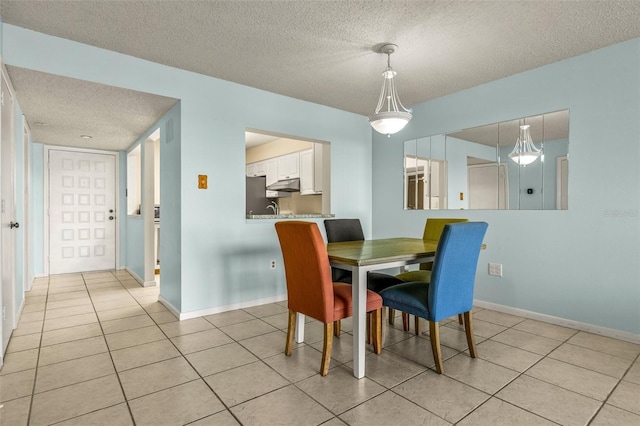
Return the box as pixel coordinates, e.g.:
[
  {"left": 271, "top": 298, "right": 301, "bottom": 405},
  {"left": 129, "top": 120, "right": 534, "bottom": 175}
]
[{"left": 294, "top": 254, "right": 434, "bottom": 379}]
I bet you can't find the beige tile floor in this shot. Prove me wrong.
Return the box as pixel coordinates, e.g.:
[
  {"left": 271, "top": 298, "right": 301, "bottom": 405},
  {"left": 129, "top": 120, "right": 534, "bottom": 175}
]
[{"left": 1, "top": 270, "right": 639, "bottom": 425}]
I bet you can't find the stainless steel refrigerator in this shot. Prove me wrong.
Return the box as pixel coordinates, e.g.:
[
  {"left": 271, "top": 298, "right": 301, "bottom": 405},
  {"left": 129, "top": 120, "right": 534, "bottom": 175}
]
[{"left": 246, "top": 176, "right": 271, "bottom": 215}]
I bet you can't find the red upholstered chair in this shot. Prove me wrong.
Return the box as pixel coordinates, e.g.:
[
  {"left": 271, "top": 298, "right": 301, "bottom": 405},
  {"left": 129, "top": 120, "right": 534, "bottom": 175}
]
[{"left": 275, "top": 221, "right": 383, "bottom": 376}]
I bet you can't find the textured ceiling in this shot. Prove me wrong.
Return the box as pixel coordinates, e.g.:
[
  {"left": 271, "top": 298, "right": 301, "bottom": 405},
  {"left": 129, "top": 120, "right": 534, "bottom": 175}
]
[
  {"left": 2, "top": 1, "right": 640, "bottom": 150},
  {"left": 5, "top": 66, "right": 178, "bottom": 150}
]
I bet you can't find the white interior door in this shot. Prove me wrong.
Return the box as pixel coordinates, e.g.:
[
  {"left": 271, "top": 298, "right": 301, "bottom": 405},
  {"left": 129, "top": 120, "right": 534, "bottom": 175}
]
[
  {"left": 1, "top": 73, "right": 17, "bottom": 354},
  {"left": 468, "top": 163, "right": 509, "bottom": 209},
  {"left": 49, "top": 149, "right": 117, "bottom": 274}
]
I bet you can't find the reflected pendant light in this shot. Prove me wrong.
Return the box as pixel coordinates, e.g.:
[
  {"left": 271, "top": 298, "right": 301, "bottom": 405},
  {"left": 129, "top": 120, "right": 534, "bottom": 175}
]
[
  {"left": 368, "top": 44, "right": 412, "bottom": 136},
  {"left": 508, "top": 123, "right": 541, "bottom": 165}
]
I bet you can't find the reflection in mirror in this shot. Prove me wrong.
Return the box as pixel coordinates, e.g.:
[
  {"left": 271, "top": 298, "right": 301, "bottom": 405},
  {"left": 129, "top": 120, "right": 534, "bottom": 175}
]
[
  {"left": 404, "top": 110, "right": 569, "bottom": 210},
  {"left": 404, "top": 135, "right": 448, "bottom": 209}
]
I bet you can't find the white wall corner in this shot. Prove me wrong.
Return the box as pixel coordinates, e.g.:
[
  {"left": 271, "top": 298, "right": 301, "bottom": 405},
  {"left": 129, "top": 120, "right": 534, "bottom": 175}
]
[{"left": 124, "top": 267, "right": 144, "bottom": 285}]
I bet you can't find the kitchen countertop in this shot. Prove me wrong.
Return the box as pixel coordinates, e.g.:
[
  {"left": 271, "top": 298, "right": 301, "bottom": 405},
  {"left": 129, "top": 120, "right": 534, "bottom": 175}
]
[{"left": 246, "top": 213, "right": 335, "bottom": 220}]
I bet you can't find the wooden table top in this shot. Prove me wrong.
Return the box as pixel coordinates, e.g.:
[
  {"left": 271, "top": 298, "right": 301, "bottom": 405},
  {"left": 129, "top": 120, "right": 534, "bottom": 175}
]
[{"left": 327, "top": 237, "right": 439, "bottom": 267}]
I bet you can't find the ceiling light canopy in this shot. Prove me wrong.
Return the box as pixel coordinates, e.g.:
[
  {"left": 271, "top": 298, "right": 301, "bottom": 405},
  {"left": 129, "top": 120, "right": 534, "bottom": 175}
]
[
  {"left": 368, "top": 44, "right": 412, "bottom": 136},
  {"left": 508, "top": 123, "right": 541, "bottom": 165}
]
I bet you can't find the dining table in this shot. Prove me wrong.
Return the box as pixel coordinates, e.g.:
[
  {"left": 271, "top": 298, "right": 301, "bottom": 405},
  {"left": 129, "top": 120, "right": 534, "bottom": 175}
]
[{"left": 294, "top": 237, "right": 439, "bottom": 379}]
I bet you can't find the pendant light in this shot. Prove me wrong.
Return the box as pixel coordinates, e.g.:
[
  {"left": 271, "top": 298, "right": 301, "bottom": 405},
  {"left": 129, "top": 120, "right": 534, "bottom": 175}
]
[
  {"left": 368, "top": 44, "right": 412, "bottom": 136},
  {"left": 508, "top": 122, "right": 541, "bottom": 165}
]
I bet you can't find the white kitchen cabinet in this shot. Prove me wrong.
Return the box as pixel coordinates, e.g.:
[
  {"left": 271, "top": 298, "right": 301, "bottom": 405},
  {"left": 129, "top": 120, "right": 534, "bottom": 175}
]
[
  {"left": 300, "top": 144, "right": 323, "bottom": 195},
  {"left": 265, "top": 158, "right": 280, "bottom": 198},
  {"left": 277, "top": 152, "right": 300, "bottom": 180},
  {"left": 265, "top": 158, "right": 278, "bottom": 186},
  {"left": 246, "top": 161, "right": 267, "bottom": 177}
]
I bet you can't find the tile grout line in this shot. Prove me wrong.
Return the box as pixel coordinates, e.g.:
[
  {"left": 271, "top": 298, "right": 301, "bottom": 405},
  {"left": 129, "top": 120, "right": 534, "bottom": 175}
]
[
  {"left": 451, "top": 317, "right": 573, "bottom": 425},
  {"left": 25, "top": 276, "right": 50, "bottom": 426},
  {"left": 116, "top": 276, "right": 246, "bottom": 425},
  {"left": 79, "top": 271, "right": 138, "bottom": 425},
  {"left": 585, "top": 350, "right": 640, "bottom": 425},
  {"left": 8, "top": 277, "right": 639, "bottom": 426}
]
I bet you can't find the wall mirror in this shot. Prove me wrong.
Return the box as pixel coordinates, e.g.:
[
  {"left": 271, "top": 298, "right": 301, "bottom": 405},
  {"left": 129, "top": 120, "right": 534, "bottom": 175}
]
[{"left": 404, "top": 109, "right": 569, "bottom": 210}]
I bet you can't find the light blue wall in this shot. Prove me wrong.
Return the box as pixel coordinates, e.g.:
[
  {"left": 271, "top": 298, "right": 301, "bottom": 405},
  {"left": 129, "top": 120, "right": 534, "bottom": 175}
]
[
  {"left": 3, "top": 25, "right": 372, "bottom": 314},
  {"left": 123, "top": 102, "right": 181, "bottom": 303},
  {"left": 446, "top": 136, "right": 497, "bottom": 210},
  {"left": 30, "top": 143, "right": 44, "bottom": 276},
  {"left": 373, "top": 38, "right": 640, "bottom": 334}
]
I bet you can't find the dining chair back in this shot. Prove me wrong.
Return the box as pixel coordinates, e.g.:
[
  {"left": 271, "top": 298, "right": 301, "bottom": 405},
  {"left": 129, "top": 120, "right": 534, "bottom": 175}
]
[
  {"left": 427, "top": 222, "right": 487, "bottom": 321},
  {"left": 275, "top": 221, "right": 382, "bottom": 375},
  {"left": 380, "top": 222, "right": 488, "bottom": 374},
  {"left": 324, "top": 219, "right": 404, "bottom": 330},
  {"left": 323, "top": 219, "right": 365, "bottom": 283},
  {"left": 324, "top": 218, "right": 366, "bottom": 242},
  {"left": 395, "top": 218, "right": 468, "bottom": 332}
]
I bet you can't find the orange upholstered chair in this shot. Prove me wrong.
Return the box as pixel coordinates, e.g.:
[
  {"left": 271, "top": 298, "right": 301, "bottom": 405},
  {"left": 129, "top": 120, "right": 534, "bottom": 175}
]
[{"left": 275, "top": 221, "right": 383, "bottom": 376}]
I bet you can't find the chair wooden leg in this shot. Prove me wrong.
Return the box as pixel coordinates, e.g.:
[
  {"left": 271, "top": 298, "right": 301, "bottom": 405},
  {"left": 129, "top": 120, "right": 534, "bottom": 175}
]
[
  {"left": 458, "top": 314, "right": 464, "bottom": 325},
  {"left": 463, "top": 311, "right": 477, "bottom": 358},
  {"left": 285, "top": 309, "right": 296, "bottom": 356},
  {"left": 388, "top": 308, "right": 395, "bottom": 325},
  {"left": 402, "top": 312, "right": 409, "bottom": 331},
  {"left": 429, "top": 321, "right": 444, "bottom": 374},
  {"left": 366, "top": 313, "right": 372, "bottom": 344},
  {"left": 371, "top": 309, "right": 382, "bottom": 354},
  {"left": 321, "top": 322, "right": 334, "bottom": 376},
  {"left": 334, "top": 320, "right": 341, "bottom": 337},
  {"left": 414, "top": 316, "right": 420, "bottom": 335}
]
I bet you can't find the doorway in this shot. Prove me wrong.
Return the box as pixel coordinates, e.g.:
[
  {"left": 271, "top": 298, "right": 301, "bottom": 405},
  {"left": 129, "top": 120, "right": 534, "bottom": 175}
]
[
  {"left": 468, "top": 162, "right": 509, "bottom": 209},
  {"left": 1, "top": 71, "right": 17, "bottom": 355},
  {"left": 46, "top": 147, "right": 118, "bottom": 274}
]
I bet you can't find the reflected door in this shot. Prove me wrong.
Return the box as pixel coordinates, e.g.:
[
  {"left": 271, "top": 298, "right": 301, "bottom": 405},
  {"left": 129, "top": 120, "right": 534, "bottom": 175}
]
[
  {"left": 49, "top": 150, "right": 117, "bottom": 274},
  {"left": 407, "top": 174, "right": 424, "bottom": 209},
  {"left": 468, "top": 163, "right": 508, "bottom": 209}
]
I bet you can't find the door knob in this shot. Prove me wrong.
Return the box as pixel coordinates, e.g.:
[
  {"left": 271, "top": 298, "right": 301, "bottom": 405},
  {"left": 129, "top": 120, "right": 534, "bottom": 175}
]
[
  {"left": 109, "top": 216, "right": 114, "bottom": 220},
  {"left": 10, "top": 221, "right": 19, "bottom": 229},
  {"left": 109, "top": 209, "right": 114, "bottom": 213}
]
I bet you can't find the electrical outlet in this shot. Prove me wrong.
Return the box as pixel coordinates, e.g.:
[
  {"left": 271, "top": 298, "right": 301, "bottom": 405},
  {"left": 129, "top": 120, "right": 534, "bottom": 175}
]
[
  {"left": 488, "top": 263, "right": 503, "bottom": 277},
  {"left": 270, "top": 260, "right": 276, "bottom": 270}
]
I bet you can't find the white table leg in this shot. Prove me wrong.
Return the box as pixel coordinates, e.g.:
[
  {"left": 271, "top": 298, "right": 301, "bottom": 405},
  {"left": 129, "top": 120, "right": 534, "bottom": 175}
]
[
  {"left": 295, "top": 312, "right": 305, "bottom": 343},
  {"left": 352, "top": 268, "right": 367, "bottom": 378}
]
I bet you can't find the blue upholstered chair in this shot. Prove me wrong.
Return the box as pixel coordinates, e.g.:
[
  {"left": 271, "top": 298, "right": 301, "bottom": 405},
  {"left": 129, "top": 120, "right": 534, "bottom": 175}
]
[
  {"left": 379, "top": 222, "right": 488, "bottom": 374},
  {"left": 396, "top": 218, "right": 469, "bottom": 333}
]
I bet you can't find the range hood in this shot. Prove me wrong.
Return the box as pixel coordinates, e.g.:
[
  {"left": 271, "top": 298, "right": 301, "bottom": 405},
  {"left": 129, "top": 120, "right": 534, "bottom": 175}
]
[{"left": 266, "top": 178, "right": 300, "bottom": 192}]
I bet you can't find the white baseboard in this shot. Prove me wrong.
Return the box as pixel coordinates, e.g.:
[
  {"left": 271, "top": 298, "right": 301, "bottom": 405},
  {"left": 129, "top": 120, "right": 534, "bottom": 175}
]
[
  {"left": 123, "top": 267, "right": 155, "bottom": 287},
  {"left": 16, "top": 298, "right": 25, "bottom": 326},
  {"left": 474, "top": 299, "right": 640, "bottom": 344},
  {"left": 158, "top": 295, "right": 180, "bottom": 320},
  {"left": 178, "top": 294, "right": 288, "bottom": 321},
  {"left": 124, "top": 267, "right": 144, "bottom": 285}
]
